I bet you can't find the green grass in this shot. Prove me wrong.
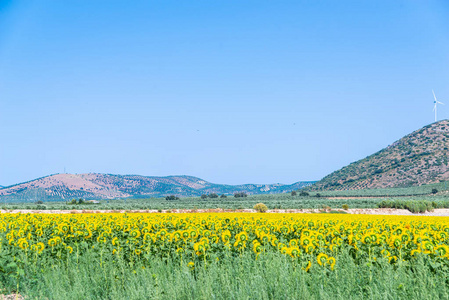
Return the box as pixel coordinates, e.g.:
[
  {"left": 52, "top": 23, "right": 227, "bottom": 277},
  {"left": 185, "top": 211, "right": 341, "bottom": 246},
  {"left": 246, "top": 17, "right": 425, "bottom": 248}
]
[{"left": 4, "top": 250, "right": 448, "bottom": 299}]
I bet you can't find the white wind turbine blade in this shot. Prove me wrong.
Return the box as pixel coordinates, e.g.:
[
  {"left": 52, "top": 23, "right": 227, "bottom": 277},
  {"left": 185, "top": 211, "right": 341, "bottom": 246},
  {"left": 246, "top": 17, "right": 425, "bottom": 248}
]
[{"left": 433, "top": 90, "right": 438, "bottom": 102}]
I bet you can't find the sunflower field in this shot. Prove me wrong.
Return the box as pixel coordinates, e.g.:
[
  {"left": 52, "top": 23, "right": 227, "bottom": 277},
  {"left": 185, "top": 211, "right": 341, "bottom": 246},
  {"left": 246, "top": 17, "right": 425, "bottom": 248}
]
[
  {"left": 1, "top": 213, "right": 449, "bottom": 299},
  {"left": 2, "top": 213, "right": 449, "bottom": 268}
]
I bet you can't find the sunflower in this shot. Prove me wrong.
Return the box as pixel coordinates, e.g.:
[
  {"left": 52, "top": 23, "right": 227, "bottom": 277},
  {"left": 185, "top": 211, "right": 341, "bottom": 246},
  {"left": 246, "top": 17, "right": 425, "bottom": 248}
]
[
  {"left": 410, "top": 249, "right": 420, "bottom": 256},
  {"left": 286, "top": 247, "right": 300, "bottom": 258},
  {"left": 221, "top": 230, "right": 231, "bottom": 243},
  {"left": 130, "top": 229, "right": 141, "bottom": 239},
  {"left": 253, "top": 242, "right": 263, "bottom": 254},
  {"left": 289, "top": 239, "right": 299, "bottom": 247},
  {"left": 236, "top": 232, "right": 248, "bottom": 242},
  {"left": 194, "top": 242, "right": 206, "bottom": 256},
  {"left": 317, "top": 253, "right": 328, "bottom": 266},
  {"left": 327, "top": 256, "right": 336, "bottom": 270},
  {"left": 48, "top": 238, "right": 57, "bottom": 247},
  {"left": 18, "top": 238, "right": 28, "bottom": 250}
]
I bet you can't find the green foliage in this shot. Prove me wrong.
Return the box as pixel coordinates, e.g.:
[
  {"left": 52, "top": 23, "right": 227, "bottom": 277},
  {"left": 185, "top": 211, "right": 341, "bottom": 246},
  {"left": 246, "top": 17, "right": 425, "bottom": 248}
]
[
  {"left": 432, "top": 188, "right": 438, "bottom": 194},
  {"left": 3, "top": 249, "right": 449, "bottom": 299},
  {"left": 253, "top": 203, "right": 268, "bottom": 213},
  {"left": 200, "top": 194, "right": 207, "bottom": 199},
  {"left": 220, "top": 194, "right": 227, "bottom": 199},
  {"left": 69, "top": 198, "right": 85, "bottom": 205},
  {"left": 291, "top": 191, "right": 297, "bottom": 196},
  {"left": 165, "top": 195, "right": 179, "bottom": 201},
  {"left": 377, "top": 199, "right": 440, "bottom": 213},
  {"left": 208, "top": 193, "right": 219, "bottom": 198},
  {"left": 342, "top": 204, "right": 349, "bottom": 210},
  {"left": 234, "top": 192, "right": 248, "bottom": 198}
]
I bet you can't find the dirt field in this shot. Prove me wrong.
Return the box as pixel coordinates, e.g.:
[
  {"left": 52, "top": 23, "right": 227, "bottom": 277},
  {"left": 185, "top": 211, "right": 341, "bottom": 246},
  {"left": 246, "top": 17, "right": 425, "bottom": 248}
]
[{"left": 2, "top": 208, "right": 449, "bottom": 216}]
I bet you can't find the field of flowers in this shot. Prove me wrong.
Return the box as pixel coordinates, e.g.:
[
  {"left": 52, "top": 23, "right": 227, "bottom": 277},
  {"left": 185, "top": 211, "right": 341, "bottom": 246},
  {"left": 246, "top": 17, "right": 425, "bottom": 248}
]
[
  {"left": 2, "top": 212, "right": 449, "bottom": 270},
  {"left": 1, "top": 212, "right": 449, "bottom": 299}
]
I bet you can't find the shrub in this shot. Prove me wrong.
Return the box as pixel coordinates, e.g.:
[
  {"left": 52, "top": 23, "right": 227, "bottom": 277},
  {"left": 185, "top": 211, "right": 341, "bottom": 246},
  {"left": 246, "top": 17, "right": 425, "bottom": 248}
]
[
  {"left": 432, "top": 188, "right": 438, "bottom": 194},
  {"left": 165, "top": 195, "right": 179, "bottom": 201},
  {"left": 220, "top": 194, "right": 227, "bottom": 198},
  {"left": 315, "top": 193, "right": 321, "bottom": 198},
  {"left": 201, "top": 194, "right": 208, "bottom": 199},
  {"left": 291, "top": 191, "right": 297, "bottom": 196},
  {"left": 234, "top": 192, "right": 248, "bottom": 198},
  {"left": 253, "top": 203, "right": 268, "bottom": 213},
  {"left": 208, "top": 193, "right": 219, "bottom": 198},
  {"left": 342, "top": 204, "right": 349, "bottom": 210},
  {"left": 299, "top": 191, "right": 309, "bottom": 197},
  {"left": 36, "top": 200, "right": 44, "bottom": 205}
]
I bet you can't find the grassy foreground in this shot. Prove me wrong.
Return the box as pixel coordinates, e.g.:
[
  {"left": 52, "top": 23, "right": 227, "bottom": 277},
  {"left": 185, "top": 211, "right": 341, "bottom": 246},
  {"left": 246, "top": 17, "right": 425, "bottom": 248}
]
[{"left": 2, "top": 251, "right": 448, "bottom": 299}]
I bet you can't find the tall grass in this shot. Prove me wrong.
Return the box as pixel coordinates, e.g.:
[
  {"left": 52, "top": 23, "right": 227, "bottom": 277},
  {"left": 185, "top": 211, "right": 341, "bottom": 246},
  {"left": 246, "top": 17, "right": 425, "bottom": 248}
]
[{"left": 3, "top": 250, "right": 448, "bottom": 299}]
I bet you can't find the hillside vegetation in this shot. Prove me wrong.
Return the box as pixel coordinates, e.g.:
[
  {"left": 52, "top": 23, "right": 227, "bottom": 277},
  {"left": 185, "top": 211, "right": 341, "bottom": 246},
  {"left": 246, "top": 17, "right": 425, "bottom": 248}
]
[
  {"left": 0, "top": 173, "right": 314, "bottom": 202},
  {"left": 311, "top": 120, "right": 449, "bottom": 190}
]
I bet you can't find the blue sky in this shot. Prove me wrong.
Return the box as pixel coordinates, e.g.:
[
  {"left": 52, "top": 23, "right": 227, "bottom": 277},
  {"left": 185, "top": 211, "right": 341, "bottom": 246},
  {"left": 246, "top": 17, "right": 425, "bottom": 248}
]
[{"left": 0, "top": 0, "right": 448, "bottom": 186}]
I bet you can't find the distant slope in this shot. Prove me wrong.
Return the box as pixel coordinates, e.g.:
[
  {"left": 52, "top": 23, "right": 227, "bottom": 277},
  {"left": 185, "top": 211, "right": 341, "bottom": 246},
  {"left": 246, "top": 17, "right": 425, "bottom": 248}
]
[
  {"left": 310, "top": 120, "right": 449, "bottom": 190},
  {"left": 0, "top": 173, "right": 314, "bottom": 202}
]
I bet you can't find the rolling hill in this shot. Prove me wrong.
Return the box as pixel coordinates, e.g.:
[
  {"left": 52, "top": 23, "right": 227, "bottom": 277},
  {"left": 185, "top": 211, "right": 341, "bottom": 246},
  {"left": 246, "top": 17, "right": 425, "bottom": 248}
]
[
  {"left": 0, "top": 173, "right": 314, "bottom": 202},
  {"left": 310, "top": 120, "right": 449, "bottom": 190}
]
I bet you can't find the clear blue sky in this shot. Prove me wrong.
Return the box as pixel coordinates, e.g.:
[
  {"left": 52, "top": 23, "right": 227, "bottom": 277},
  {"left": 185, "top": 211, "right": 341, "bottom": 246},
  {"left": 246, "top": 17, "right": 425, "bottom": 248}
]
[{"left": 0, "top": 1, "right": 448, "bottom": 186}]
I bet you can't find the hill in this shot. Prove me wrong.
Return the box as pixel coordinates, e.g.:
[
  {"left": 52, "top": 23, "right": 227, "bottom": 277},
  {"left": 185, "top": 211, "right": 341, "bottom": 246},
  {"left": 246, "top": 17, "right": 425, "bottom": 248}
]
[
  {"left": 310, "top": 120, "right": 449, "bottom": 190},
  {"left": 0, "top": 173, "right": 314, "bottom": 202}
]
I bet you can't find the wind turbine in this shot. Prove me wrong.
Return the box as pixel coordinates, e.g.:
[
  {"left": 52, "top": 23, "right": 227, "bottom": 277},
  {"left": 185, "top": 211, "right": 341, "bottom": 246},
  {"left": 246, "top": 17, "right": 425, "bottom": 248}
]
[{"left": 432, "top": 90, "right": 444, "bottom": 122}]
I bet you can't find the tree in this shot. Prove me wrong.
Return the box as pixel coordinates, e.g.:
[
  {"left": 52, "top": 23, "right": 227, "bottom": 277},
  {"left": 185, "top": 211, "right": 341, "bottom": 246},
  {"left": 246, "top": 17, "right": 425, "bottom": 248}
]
[
  {"left": 254, "top": 203, "right": 268, "bottom": 213},
  {"left": 299, "top": 191, "right": 309, "bottom": 197},
  {"left": 234, "top": 192, "right": 248, "bottom": 198},
  {"left": 165, "top": 195, "right": 179, "bottom": 201},
  {"left": 432, "top": 188, "right": 438, "bottom": 194},
  {"left": 208, "top": 193, "right": 219, "bottom": 198},
  {"left": 220, "top": 194, "right": 227, "bottom": 198},
  {"left": 201, "top": 194, "right": 208, "bottom": 199},
  {"left": 291, "top": 191, "right": 297, "bottom": 196}
]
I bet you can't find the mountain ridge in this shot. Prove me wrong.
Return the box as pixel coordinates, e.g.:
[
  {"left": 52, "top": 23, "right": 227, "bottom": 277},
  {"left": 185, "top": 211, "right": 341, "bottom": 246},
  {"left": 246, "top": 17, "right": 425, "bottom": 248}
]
[
  {"left": 0, "top": 173, "right": 314, "bottom": 202},
  {"left": 310, "top": 120, "right": 449, "bottom": 190}
]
